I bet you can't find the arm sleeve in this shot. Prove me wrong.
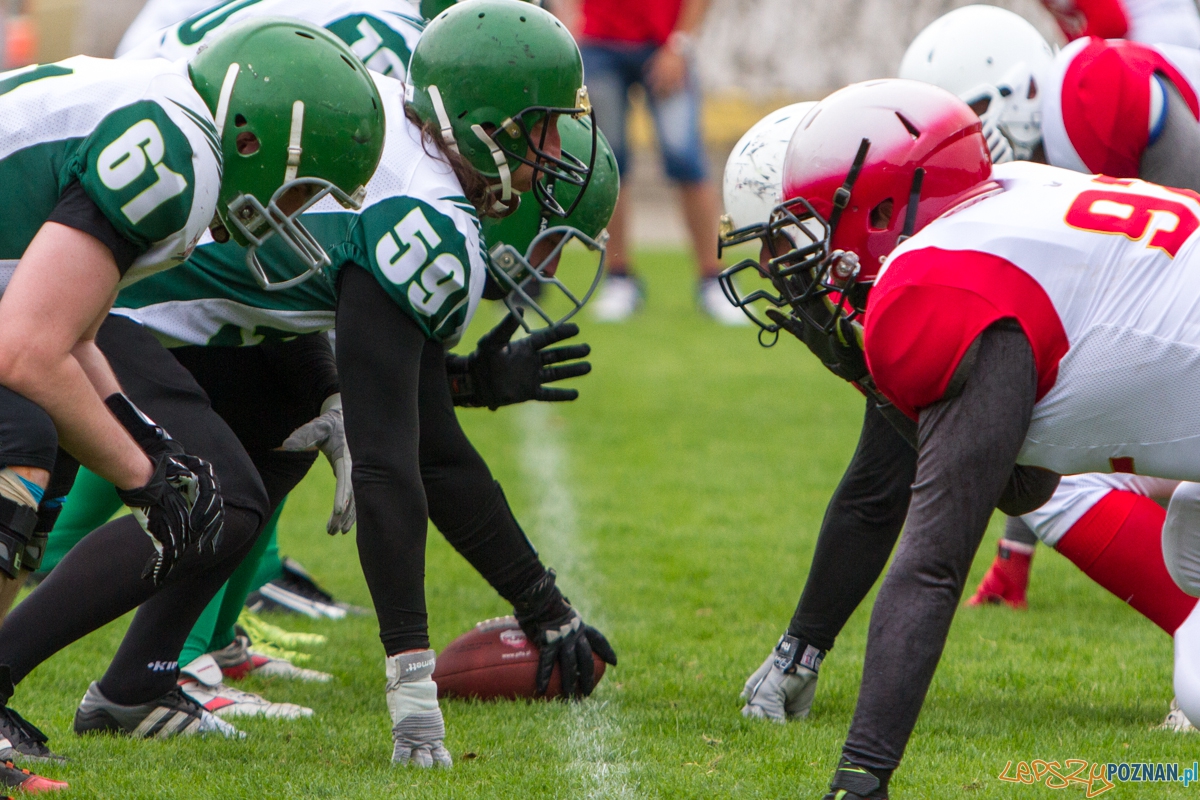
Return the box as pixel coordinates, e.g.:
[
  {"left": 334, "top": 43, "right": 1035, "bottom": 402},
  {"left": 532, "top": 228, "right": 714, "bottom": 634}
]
[
  {"left": 787, "top": 399, "right": 917, "bottom": 651},
  {"left": 46, "top": 181, "right": 146, "bottom": 275},
  {"left": 842, "top": 323, "right": 1036, "bottom": 771},
  {"left": 335, "top": 264, "right": 431, "bottom": 655}
]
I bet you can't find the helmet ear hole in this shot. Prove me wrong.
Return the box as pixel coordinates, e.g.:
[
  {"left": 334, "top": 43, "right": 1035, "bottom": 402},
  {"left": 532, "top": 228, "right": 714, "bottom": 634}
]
[
  {"left": 234, "top": 114, "right": 248, "bottom": 128},
  {"left": 1027, "top": 77, "right": 1038, "bottom": 100},
  {"left": 869, "top": 198, "right": 894, "bottom": 230},
  {"left": 236, "top": 132, "right": 260, "bottom": 156}
]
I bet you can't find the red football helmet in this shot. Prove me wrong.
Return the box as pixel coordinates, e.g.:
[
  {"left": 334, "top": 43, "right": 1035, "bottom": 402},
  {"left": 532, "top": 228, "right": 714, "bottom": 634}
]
[{"left": 718, "top": 79, "right": 992, "bottom": 342}]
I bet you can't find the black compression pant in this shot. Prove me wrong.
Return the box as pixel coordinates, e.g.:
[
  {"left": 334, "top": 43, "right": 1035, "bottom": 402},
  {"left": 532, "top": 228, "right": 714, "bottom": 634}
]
[
  {"left": 787, "top": 400, "right": 916, "bottom": 650},
  {"left": 336, "top": 265, "right": 542, "bottom": 655},
  {"left": 0, "top": 316, "right": 270, "bottom": 705},
  {"left": 843, "top": 324, "right": 1036, "bottom": 771}
]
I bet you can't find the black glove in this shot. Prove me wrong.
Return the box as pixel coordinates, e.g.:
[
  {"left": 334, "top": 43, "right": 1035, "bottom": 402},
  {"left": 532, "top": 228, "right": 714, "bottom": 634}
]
[
  {"left": 447, "top": 311, "right": 591, "bottom": 410},
  {"left": 513, "top": 570, "right": 617, "bottom": 699},
  {"left": 765, "top": 308, "right": 868, "bottom": 384},
  {"left": 106, "top": 394, "right": 224, "bottom": 556},
  {"left": 116, "top": 454, "right": 206, "bottom": 585}
]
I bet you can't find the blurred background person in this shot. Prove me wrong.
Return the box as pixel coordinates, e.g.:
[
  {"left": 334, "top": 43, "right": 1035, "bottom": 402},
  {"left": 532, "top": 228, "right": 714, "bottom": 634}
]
[{"left": 551, "top": 0, "right": 741, "bottom": 324}]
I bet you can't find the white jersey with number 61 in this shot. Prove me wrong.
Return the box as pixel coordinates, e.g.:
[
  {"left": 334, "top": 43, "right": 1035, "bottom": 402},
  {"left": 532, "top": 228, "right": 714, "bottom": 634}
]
[{"left": 0, "top": 56, "right": 221, "bottom": 286}]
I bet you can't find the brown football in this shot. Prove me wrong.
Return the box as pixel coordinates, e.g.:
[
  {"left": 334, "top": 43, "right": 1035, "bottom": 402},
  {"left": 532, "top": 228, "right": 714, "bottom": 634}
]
[{"left": 433, "top": 616, "right": 607, "bottom": 700}]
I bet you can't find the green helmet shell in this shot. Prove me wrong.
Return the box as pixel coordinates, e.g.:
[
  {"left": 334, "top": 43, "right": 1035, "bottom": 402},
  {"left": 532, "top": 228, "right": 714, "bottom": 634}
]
[
  {"left": 188, "top": 17, "right": 385, "bottom": 248},
  {"left": 421, "top": 0, "right": 542, "bottom": 23},
  {"left": 407, "top": 0, "right": 586, "bottom": 188},
  {"left": 482, "top": 116, "right": 618, "bottom": 255}
]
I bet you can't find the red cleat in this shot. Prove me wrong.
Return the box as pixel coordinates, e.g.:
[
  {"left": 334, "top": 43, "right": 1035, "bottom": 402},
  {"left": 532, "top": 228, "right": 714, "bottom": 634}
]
[
  {"left": 0, "top": 761, "right": 67, "bottom": 793},
  {"left": 967, "top": 540, "right": 1034, "bottom": 609}
]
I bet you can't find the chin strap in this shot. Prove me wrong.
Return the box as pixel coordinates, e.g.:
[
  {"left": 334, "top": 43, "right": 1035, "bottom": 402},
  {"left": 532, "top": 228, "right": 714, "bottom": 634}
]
[
  {"left": 427, "top": 85, "right": 459, "bottom": 154},
  {"left": 213, "top": 62, "right": 241, "bottom": 139},
  {"left": 284, "top": 100, "right": 305, "bottom": 183},
  {"left": 827, "top": 138, "right": 871, "bottom": 240},
  {"left": 471, "top": 124, "right": 514, "bottom": 213},
  {"left": 896, "top": 167, "right": 924, "bottom": 245}
]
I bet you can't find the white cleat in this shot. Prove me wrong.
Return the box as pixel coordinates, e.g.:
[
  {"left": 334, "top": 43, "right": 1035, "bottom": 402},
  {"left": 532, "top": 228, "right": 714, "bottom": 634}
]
[
  {"left": 591, "top": 275, "right": 644, "bottom": 322},
  {"left": 1160, "top": 697, "right": 1196, "bottom": 732},
  {"left": 180, "top": 656, "right": 313, "bottom": 720},
  {"left": 699, "top": 278, "right": 750, "bottom": 326},
  {"left": 212, "top": 636, "right": 333, "bottom": 683}
]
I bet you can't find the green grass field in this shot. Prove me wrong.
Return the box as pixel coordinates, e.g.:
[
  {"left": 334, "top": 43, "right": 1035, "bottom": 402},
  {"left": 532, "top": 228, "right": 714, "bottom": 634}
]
[{"left": 11, "top": 249, "right": 1198, "bottom": 798}]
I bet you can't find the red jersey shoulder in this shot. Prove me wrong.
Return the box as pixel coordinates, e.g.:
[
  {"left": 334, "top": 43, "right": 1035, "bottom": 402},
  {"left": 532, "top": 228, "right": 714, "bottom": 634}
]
[
  {"left": 1058, "top": 38, "right": 1200, "bottom": 176},
  {"left": 864, "top": 248, "right": 1068, "bottom": 420},
  {"left": 1042, "top": 0, "right": 1129, "bottom": 40}
]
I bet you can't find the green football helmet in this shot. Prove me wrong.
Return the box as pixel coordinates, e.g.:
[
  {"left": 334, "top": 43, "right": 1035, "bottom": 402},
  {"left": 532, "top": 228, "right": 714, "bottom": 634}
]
[
  {"left": 407, "top": 0, "right": 594, "bottom": 216},
  {"left": 188, "top": 17, "right": 385, "bottom": 291},
  {"left": 420, "top": 0, "right": 542, "bottom": 23},
  {"left": 483, "top": 115, "right": 618, "bottom": 330}
]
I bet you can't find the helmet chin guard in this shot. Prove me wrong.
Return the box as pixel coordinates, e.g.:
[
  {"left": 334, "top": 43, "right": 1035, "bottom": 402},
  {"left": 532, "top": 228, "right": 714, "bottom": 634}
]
[
  {"left": 230, "top": 176, "right": 364, "bottom": 291},
  {"left": 488, "top": 225, "right": 607, "bottom": 331}
]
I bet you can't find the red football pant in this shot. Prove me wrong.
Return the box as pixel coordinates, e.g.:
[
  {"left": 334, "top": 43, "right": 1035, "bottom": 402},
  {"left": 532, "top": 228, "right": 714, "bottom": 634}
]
[{"left": 1055, "top": 489, "right": 1197, "bottom": 635}]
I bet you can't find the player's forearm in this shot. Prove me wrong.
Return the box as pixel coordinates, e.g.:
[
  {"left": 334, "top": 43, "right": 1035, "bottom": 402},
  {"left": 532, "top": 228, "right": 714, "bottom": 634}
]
[
  {"left": 71, "top": 335, "right": 123, "bottom": 401},
  {"left": 788, "top": 400, "right": 917, "bottom": 651},
  {"left": 842, "top": 324, "right": 1036, "bottom": 770},
  {"left": 3, "top": 351, "right": 149, "bottom": 491}
]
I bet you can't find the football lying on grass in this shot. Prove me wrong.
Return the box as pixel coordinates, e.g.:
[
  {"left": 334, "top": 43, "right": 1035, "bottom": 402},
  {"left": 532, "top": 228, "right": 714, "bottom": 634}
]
[{"left": 434, "top": 616, "right": 607, "bottom": 700}]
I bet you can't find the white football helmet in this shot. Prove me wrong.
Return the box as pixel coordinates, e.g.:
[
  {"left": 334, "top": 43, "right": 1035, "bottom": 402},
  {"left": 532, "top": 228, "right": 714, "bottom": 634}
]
[
  {"left": 721, "top": 102, "right": 817, "bottom": 237},
  {"left": 899, "top": 4, "right": 1055, "bottom": 163}
]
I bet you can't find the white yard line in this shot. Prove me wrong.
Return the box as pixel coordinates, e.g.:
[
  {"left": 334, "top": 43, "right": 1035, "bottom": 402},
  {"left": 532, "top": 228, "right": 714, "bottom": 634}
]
[{"left": 516, "top": 403, "right": 636, "bottom": 800}]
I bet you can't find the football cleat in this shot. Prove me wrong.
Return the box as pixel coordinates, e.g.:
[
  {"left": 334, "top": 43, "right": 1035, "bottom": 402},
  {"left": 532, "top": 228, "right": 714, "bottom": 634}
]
[
  {"left": 699, "top": 278, "right": 750, "bottom": 326},
  {"left": 211, "top": 636, "right": 332, "bottom": 683},
  {"left": 73, "top": 682, "right": 244, "bottom": 739},
  {"left": 1160, "top": 698, "right": 1196, "bottom": 732},
  {"left": 967, "top": 540, "right": 1034, "bottom": 609},
  {"left": 244, "top": 558, "right": 364, "bottom": 619},
  {"left": 237, "top": 609, "right": 327, "bottom": 650},
  {"left": 0, "top": 706, "right": 63, "bottom": 763},
  {"left": 591, "top": 275, "right": 644, "bottom": 323},
  {"left": 0, "top": 760, "right": 67, "bottom": 793},
  {"left": 179, "top": 655, "right": 312, "bottom": 720}
]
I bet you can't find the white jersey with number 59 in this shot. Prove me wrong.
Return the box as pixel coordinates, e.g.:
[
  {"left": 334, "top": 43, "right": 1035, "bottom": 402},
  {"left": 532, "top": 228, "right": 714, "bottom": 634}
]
[
  {"left": 119, "top": 0, "right": 423, "bottom": 81},
  {"left": 866, "top": 160, "right": 1200, "bottom": 482},
  {"left": 0, "top": 56, "right": 221, "bottom": 286}
]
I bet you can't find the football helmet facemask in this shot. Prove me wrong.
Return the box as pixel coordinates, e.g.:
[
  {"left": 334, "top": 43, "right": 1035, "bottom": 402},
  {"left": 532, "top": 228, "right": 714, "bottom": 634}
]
[{"left": 483, "top": 115, "right": 618, "bottom": 331}]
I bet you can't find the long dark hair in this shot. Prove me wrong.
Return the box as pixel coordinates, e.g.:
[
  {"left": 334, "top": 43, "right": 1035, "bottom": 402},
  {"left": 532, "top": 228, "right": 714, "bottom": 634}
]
[{"left": 404, "top": 105, "right": 502, "bottom": 219}]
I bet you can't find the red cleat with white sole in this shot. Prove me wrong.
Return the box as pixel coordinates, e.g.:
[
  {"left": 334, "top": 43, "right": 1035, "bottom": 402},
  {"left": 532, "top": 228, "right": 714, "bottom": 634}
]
[{"left": 967, "top": 540, "right": 1034, "bottom": 609}]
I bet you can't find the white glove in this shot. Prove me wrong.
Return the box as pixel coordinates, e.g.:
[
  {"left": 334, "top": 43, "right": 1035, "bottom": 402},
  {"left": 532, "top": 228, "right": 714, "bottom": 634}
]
[
  {"left": 281, "top": 393, "right": 355, "bottom": 534},
  {"left": 386, "top": 650, "right": 452, "bottom": 768},
  {"left": 740, "top": 635, "right": 824, "bottom": 723}
]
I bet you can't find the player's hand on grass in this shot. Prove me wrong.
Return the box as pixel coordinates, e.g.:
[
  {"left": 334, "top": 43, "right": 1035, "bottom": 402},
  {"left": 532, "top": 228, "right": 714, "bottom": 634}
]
[
  {"left": 448, "top": 311, "right": 591, "bottom": 410},
  {"left": 741, "top": 635, "right": 824, "bottom": 722},
  {"left": 513, "top": 570, "right": 617, "bottom": 699},
  {"left": 281, "top": 393, "right": 354, "bottom": 535},
  {"left": 386, "top": 649, "right": 452, "bottom": 768}
]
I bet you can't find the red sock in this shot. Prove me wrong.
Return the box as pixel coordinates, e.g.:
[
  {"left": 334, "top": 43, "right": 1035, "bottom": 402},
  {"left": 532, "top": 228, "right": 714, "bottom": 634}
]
[
  {"left": 1055, "top": 490, "right": 1198, "bottom": 634},
  {"left": 968, "top": 540, "right": 1034, "bottom": 609}
]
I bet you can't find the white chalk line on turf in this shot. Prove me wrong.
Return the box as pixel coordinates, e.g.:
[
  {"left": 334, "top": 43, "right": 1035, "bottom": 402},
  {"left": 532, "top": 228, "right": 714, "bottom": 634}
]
[{"left": 516, "top": 402, "right": 637, "bottom": 800}]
